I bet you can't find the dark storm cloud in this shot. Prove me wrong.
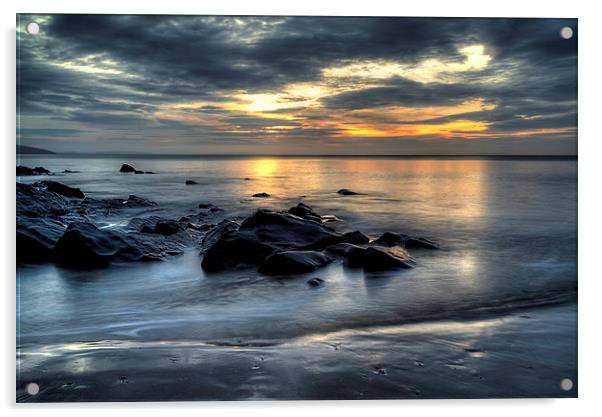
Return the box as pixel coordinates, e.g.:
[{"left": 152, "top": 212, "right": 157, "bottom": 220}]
[{"left": 17, "top": 15, "right": 577, "bottom": 154}]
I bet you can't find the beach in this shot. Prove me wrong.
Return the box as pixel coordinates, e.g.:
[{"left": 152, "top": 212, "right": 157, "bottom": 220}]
[{"left": 16, "top": 155, "right": 578, "bottom": 401}]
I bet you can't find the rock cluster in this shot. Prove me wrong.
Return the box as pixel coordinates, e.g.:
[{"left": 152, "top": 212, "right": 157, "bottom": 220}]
[{"left": 201, "top": 204, "right": 437, "bottom": 276}]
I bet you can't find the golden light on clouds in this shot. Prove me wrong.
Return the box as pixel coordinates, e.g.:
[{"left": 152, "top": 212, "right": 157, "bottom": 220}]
[
  {"left": 149, "top": 43, "right": 553, "bottom": 140},
  {"left": 322, "top": 44, "right": 492, "bottom": 84}
]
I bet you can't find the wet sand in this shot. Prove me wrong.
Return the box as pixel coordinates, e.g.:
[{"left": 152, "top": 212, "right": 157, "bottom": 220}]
[{"left": 17, "top": 304, "right": 577, "bottom": 402}]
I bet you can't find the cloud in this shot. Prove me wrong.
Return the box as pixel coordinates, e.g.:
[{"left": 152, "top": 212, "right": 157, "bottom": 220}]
[{"left": 16, "top": 15, "right": 577, "bottom": 154}]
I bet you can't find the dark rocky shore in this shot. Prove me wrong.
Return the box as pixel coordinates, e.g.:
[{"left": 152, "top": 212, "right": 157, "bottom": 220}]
[{"left": 17, "top": 165, "right": 438, "bottom": 274}]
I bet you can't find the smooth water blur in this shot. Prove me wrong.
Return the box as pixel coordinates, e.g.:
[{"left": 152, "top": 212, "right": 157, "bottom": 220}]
[{"left": 17, "top": 156, "right": 577, "bottom": 351}]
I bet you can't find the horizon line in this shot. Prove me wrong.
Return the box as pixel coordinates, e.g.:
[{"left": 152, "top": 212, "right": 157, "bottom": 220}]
[{"left": 17, "top": 152, "right": 578, "bottom": 158}]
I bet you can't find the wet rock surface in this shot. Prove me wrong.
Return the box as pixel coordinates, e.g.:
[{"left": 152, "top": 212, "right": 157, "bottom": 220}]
[
  {"left": 17, "top": 165, "right": 51, "bottom": 176},
  {"left": 185, "top": 180, "right": 199, "bottom": 185},
  {"left": 17, "top": 179, "right": 438, "bottom": 273},
  {"left": 34, "top": 181, "right": 85, "bottom": 199},
  {"left": 258, "top": 251, "right": 332, "bottom": 275},
  {"left": 17, "top": 217, "right": 67, "bottom": 263},
  {"left": 16, "top": 181, "right": 199, "bottom": 266},
  {"left": 374, "top": 231, "right": 439, "bottom": 249},
  {"left": 337, "top": 188, "right": 360, "bottom": 195},
  {"left": 119, "top": 164, "right": 136, "bottom": 173},
  {"left": 201, "top": 203, "right": 431, "bottom": 275},
  {"left": 307, "top": 277, "right": 324, "bottom": 287},
  {"left": 252, "top": 192, "right": 271, "bottom": 198}
]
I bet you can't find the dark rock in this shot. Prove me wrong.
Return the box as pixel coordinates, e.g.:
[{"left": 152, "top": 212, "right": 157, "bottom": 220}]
[
  {"left": 202, "top": 231, "right": 275, "bottom": 272},
  {"left": 17, "top": 217, "right": 66, "bottom": 263},
  {"left": 239, "top": 210, "right": 338, "bottom": 250},
  {"left": 35, "top": 181, "right": 85, "bottom": 199},
  {"left": 200, "top": 220, "right": 239, "bottom": 252},
  {"left": 120, "top": 164, "right": 136, "bottom": 173},
  {"left": 198, "top": 203, "right": 213, "bottom": 209},
  {"left": 154, "top": 220, "right": 182, "bottom": 235},
  {"left": 288, "top": 202, "right": 322, "bottom": 223},
  {"left": 244, "top": 177, "right": 251, "bottom": 180},
  {"left": 252, "top": 192, "right": 271, "bottom": 198},
  {"left": 17, "top": 165, "right": 51, "bottom": 176},
  {"left": 325, "top": 243, "right": 367, "bottom": 267},
  {"left": 185, "top": 180, "right": 199, "bottom": 185},
  {"left": 53, "top": 221, "right": 187, "bottom": 268},
  {"left": 337, "top": 189, "right": 360, "bottom": 196},
  {"left": 17, "top": 182, "right": 69, "bottom": 217},
  {"left": 145, "top": 171, "right": 155, "bottom": 174},
  {"left": 129, "top": 216, "right": 166, "bottom": 233},
  {"left": 307, "top": 277, "right": 324, "bottom": 287},
  {"left": 258, "top": 251, "right": 332, "bottom": 275},
  {"left": 81, "top": 194, "right": 157, "bottom": 213},
  {"left": 405, "top": 237, "right": 440, "bottom": 249},
  {"left": 307, "top": 230, "right": 370, "bottom": 250},
  {"left": 53, "top": 222, "right": 137, "bottom": 268},
  {"left": 287, "top": 203, "right": 342, "bottom": 224},
  {"left": 374, "top": 232, "right": 439, "bottom": 249},
  {"left": 63, "top": 169, "right": 78, "bottom": 173},
  {"left": 362, "top": 247, "right": 415, "bottom": 271},
  {"left": 201, "top": 210, "right": 339, "bottom": 272},
  {"left": 373, "top": 231, "right": 404, "bottom": 246},
  {"left": 131, "top": 216, "right": 184, "bottom": 236},
  {"left": 122, "top": 195, "right": 157, "bottom": 208},
  {"left": 134, "top": 170, "right": 144, "bottom": 174}
]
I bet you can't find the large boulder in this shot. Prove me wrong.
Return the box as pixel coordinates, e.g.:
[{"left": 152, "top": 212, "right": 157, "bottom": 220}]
[
  {"left": 200, "top": 210, "right": 341, "bottom": 272},
  {"left": 362, "top": 247, "right": 415, "bottom": 271},
  {"left": 307, "top": 230, "right": 370, "bottom": 250},
  {"left": 17, "top": 217, "right": 66, "bottom": 263},
  {"left": 52, "top": 221, "right": 188, "bottom": 268},
  {"left": 258, "top": 251, "right": 332, "bottom": 275},
  {"left": 325, "top": 243, "right": 368, "bottom": 267},
  {"left": 239, "top": 209, "right": 338, "bottom": 250},
  {"left": 53, "top": 222, "right": 135, "bottom": 268},
  {"left": 119, "top": 164, "right": 136, "bottom": 173},
  {"left": 34, "top": 180, "right": 85, "bottom": 199},
  {"left": 16, "top": 182, "right": 69, "bottom": 217},
  {"left": 373, "top": 231, "right": 439, "bottom": 249},
  {"left": 201, "top": 231, "right": 275, "bottom": 272}
]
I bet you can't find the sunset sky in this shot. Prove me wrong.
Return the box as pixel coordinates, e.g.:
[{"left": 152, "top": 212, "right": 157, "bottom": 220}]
[{"left": 17, "top": 15, "right": 577, "bottom": 155}]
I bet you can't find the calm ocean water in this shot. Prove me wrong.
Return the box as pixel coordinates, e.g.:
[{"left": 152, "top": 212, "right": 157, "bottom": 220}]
[{"left": 16, "top": 155, "right": 577, "bottom": 347}]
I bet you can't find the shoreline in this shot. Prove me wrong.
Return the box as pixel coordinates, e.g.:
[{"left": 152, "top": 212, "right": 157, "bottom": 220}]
[{"left": 17, "top": 303, "right": 577, "bottom": 402}]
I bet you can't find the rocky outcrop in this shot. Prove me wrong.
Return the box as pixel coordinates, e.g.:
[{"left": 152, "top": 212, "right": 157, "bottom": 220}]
[
  {"left": 17, "top": 217, "right": 66, "bottom": 263},
  {"left": 80, "top": 195, "right": 157, "bottom": 214},
  {"left": 258, "top": 251, "right": 332, "bottom": 275},
  {"left": 34, "top": 180, "right": 85, "bottom": 199},
  {"left": 252, "top": 192, "right": 271, "bottom": 198},
  {"left": 362, "top": 247, "right": 415, "bottom": 271},
  {"left": 185, "top": 180, "right": 199, "bottom": 185},
  {"left": 16, "top": 181, "right": 191, "bottom": 267},
  {"left": 53, "top": 222, "right": 137, "bottom": 268},
  {"left": 17, "top": 166, "right": 51, "bottom": 176},
  {"left": 17, "top": 182, "right": 69, "bottom": 217},
  {"left": 337, "top": 189, "right": 360, "bottom": 196},
  {"left": 52, "top": 221, "right": 190, "bottom": 268},
  {"left": 373, "top": 231, "right": 439, "bottom": 249},
  {"left": 119, "top": 164, "right": 136, "bottom": 173}
]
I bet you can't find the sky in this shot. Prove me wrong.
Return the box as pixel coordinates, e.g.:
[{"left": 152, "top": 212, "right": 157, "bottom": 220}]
[{"left": 17, "top": 15, "right": 577, "bottom": 155}]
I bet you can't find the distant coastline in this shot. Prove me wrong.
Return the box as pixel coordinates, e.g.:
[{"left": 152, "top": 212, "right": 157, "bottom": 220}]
[
  {"left": 20, "top": 153, "right": 578, "bottom": 160},
  {"left": 16, "top": 145, "right": 55, "bottom": 155}
]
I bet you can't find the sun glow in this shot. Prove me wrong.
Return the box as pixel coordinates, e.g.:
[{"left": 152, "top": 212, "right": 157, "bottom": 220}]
[
  {"left": 322, "top": 44, "right": 492, "bottom": 84},
  {"left": 151, "top": 44, "right": 514, "bottom": 139}
]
